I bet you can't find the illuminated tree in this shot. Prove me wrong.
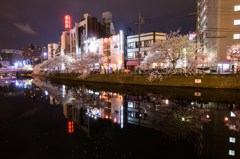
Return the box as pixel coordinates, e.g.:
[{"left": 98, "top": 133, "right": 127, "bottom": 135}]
[
  {"left": 141, "top": 29, "right": 210, "bottom": 81},
  {"left": 224, "top": 110, "right": 240, "bottom": 132},
  {"left": 72, "top": 52, "right": 105, "bottom": 79}
]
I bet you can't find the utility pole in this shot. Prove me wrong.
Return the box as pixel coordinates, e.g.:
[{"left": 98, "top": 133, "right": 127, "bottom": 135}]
[
  {"left": 137, "top": 13, "right": 145, "bottom": 74},
  {"left": 107, "top": 45, "right": 110, "bottom": 74}
]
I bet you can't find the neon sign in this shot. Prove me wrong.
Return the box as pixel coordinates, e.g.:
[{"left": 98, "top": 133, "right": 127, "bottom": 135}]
[{"left": 65, "top": 15, "right": 71, "bottom": 29}]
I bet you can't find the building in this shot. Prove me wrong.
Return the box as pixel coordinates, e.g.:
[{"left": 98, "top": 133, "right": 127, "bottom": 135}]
[
  {"left": 48, "top": 43, "right": 59, "bottom": 59},
  {"left": 83, "top": 30, "right": 126, "bottom": 73},
  {"left": 61, "top": 12, "right": 116, "bottom": 58},
  {"left": 198, "top": 0, "right": 240, "bottom": 72},
  {"left": 22, "top": 44, "right": 48, "bottom": 66},
  {"left": 0, "top": 49, "right": 22, "bottom": 66},
  {"left": 126, "top": 32, "right": 166, "bottom": 72}
]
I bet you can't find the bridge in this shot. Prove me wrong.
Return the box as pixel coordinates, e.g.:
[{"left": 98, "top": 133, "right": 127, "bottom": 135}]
[{"left": 0, "top": 70, "right": 32, "bottom": 78}]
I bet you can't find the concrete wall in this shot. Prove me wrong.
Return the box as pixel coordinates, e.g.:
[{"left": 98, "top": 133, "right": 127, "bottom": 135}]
[{"left": 37, "top": 73, "right": 240, "bottom": 89}]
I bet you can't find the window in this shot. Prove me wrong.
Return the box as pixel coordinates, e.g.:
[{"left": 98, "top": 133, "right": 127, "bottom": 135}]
[
  {"left": 234, "top": 20, "right": 240, "bottom": 25},
  {"left": 128, "top": 43, "right": 135, "bottom": 49},
  {"left": 128, "top": 52, "right": 133, "bottom": 58},
  {"left": 135, "top": 52, "right": 141, "bottom": 58},
  {"left": 128, "top": 102, "right": 133, "bottom": 108},
  {"left": 229, "top": 137, "right": 236, "bottom": 143},
  {"left": 136, "top": 42, "right": 142, "bottom": 48},
  {"left": 144, "top": 40, "right": 151, "bottom": 47},
  {"left": 229, "top": 150, "right": 235, "bottom": 156},
  {"left": 234, "top": 34, "right": 240, "bottom": 39},
  {"left": 235, "top": 5, "right": 240, "bottom": 11}
]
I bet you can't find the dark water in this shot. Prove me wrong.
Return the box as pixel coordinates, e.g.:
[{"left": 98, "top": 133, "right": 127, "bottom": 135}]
[{"left": 0, "top": 77, "right": 240, "bottom": 159}]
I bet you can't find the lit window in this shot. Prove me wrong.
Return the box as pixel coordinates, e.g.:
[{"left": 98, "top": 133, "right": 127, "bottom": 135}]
[
  {"left": 235, "top": 5, "right": 240, "bottom": 11},
  {"left": 229, "top": 137, "right": 236, "bottom": 143},
  {"left": 231, "top": 111, "right": 236, "bottom": 117},
  {"left": 128, "top": 102, "right": 133, "bottom": 108},
  {"left": 234, "top": 20, "right": 240, "bottom": 25},
  {"left": 234, "top": 34, "right": 240, "bottom": 39},
  {"left": 128, "top": 52, "right": 133, "bottom": 58},
  {"left": 229, "top": 150, "right": 235, "bottom": 156}
]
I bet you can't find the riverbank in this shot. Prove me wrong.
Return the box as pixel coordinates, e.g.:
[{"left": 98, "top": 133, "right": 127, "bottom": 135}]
[{"left": 35, "top": 72, "right": 240, "bottom": 89}]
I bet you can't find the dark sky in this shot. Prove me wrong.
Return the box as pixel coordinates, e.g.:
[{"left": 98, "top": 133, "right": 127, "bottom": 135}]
[{"left": 0, "top": 0, "right": 196, "bottom": 51}]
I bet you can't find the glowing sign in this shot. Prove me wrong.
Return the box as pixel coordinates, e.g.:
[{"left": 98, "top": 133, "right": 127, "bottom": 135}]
[
  {"left": 189, "top": 33, "right": 196, "bottom": 41},
  {"left": 65, "top": 15, "right": 71, "bottom": 29},
  {"left": 68, "top": 121, "right": 74, "bottom": 133}
]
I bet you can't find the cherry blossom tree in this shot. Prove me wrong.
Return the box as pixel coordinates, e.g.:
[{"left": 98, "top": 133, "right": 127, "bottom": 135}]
[
  {"left": 72, "top": 52, "right": 105, "bottom": 79},
  {"left": 224, "top": 110, "right": 240, "bottom": 132},
  {"left": 141, "top": 29, "right": 210, "bottom": 81}
]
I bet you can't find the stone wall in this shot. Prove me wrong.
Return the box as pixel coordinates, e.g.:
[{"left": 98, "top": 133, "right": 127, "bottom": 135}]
[{"left": 37, "top": 73, "right": 240, "bottom": 89}]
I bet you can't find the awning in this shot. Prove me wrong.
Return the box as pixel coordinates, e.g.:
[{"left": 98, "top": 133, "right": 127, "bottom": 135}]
[{"left": 126, "top": 61, "right": 139, "bottom": 66}]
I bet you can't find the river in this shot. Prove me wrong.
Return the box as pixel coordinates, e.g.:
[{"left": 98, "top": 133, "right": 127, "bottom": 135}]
[{"left": 0, "top": 76, "right": 239, "bottom": 159}]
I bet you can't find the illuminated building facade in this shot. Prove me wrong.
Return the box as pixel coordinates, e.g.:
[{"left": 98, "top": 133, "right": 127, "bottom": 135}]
[
  {"left": 22, "top": 44, "right": 47, "bottom": 66},
  {"left": 126, "top": 32, "right": 166, "bottom": 72},
  {"left": 61, "top": 12, "right": 116, "bottom": 58},
  {"left": 90, "top": 30, "right": 127, "bottom": 72},
  {"left": 198, "top": 0, "right": 240, "bottom": 72}
]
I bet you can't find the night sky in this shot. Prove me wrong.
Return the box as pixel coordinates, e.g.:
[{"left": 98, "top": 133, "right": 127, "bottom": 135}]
[{"left": 0, "top": 0, "right": 196, "bottom": 51}]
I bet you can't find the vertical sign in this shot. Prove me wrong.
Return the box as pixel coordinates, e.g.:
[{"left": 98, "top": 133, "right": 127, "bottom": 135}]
[
  {"left": 68, "top": 121, "right": 74, "bottom": 133},
  {"left": 65, "top": 15, "right": 71, "bottom": 29}
]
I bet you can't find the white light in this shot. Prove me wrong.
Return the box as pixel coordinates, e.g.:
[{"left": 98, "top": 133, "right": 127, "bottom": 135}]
[
  {"left": 235, "top": 5, "right": 240, "bottom": 11},
  {"left": 229, "top": 137, "right": 236, "bottom": 143},
  {"left": 166, "top": 99, "right": 169, "bottom": 105},
  {"left": 229, "top": 150, "right": 235, "bottom": 156},
  {"left": 45, "top": 90, "right": 48, "bottom": 96},
  {"left": 234, "top": 20, "right": 240, "bottom": 25},
  {"left": 231, "top": 111, "right": 236, "bottom": 117},
  {"left": 234, "top": 34, "right": 240, "bottom": 39},
  {"left": 182, "top": 117, "right": 185, "bottom": 121},
  {"left": 94, "top": 116, "right": 97, "bottom": 119},
  {"left": 120, "top": 30, "right": 123, "bottom": 55}
]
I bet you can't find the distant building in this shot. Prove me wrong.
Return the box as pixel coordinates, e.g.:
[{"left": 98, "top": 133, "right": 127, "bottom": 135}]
[
  {"left": 126, "top": 32, "right": 166, "bottom": 72},
  {"left": 22, "top": 44, "right": 47, "bottom": 66},
  {"left": 0, "top": 49, "right": 22, "bottom": 66},
  {"left": 198, "top": 0, "right": 240, "bottom": 72}
]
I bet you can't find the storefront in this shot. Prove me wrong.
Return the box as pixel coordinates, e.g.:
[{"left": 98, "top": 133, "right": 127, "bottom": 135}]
[
  {"left": 217, "top": 63, "right": 230, "bottom": 72},
  {"left": 126, "top": 61, "right": 140, "bottom": 73}
]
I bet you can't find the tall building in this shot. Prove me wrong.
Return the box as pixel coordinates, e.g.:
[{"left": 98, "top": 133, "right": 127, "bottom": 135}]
[
  {"left": 61, "top": 12, "right": 116, "bottom": 58},
  {"left": 48, "top": 43, "right": 59, "bottom": 59},
  {"left": 22, "top": 44, "right": 47, "bottom": 66},
  {"left": 198, "top": 0, "right": 240, "bottom": 72},
  {"left": 0, "top": 49, "right": 22, "bottom": 66},
  {"left": 126, "top": 32, "right": 166, "bottom": 72}
]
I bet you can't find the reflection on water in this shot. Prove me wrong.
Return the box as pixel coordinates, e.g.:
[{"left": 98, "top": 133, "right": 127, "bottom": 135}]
[{"left": 1, "top": 77, "right": 240, "bottom": 158}]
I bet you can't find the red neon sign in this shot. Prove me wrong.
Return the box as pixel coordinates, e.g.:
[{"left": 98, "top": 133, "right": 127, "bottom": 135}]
[
  {"left": 68, "top": 121, "right": 74, "bottom": 133},
  {"left": 65, "top": 15, "right": 71, "bottom": 29}
]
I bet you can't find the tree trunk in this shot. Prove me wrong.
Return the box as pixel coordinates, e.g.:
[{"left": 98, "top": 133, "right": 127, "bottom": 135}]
[{"left": 173, "top": 62, "right": 176, "bottom": 69}]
